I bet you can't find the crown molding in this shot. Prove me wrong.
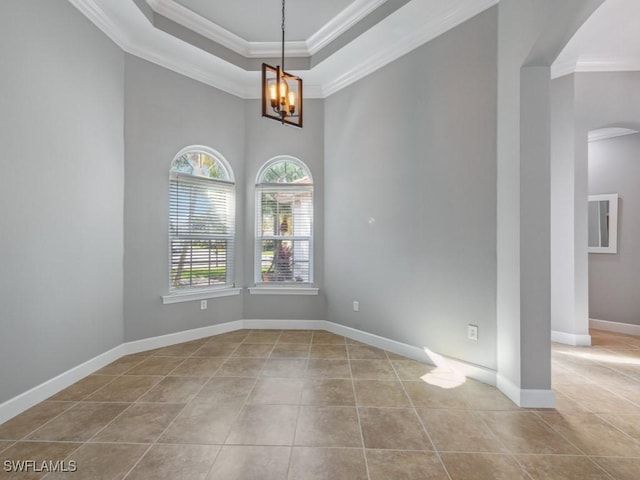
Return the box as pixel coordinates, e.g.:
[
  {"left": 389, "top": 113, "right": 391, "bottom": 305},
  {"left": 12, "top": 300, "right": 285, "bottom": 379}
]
[
  {"left": 552, "top": 56, "right": 640, "bottom": 79},
  {"left": 148, "top": 0, "right": 252, "bottom": 56},
  {"left": 71, "top": 0, "right": 499, "bottom": 100},
  {"left": 574, "top": 56, "right": 640, "bottom": 74},
  {"left": 68, "top": 0, "right": 132, "bottom": 51},
  {"left": 128, "top": 41, "right": 253, "bottom": 98},
  {"left": 246, "top": 41, "right": 308, "bottom": 59},
  {"left": 322, "top": 0, "right": 499, "bottom": 97},
  {"left": 306, "top": 0, "right": 389, "bottom": 55},
  {"left": 550, "top": 59, "right": 577, "bottom": 79},
  {"left": 588, "top": 127, "right": 639, "bottom": 143},
  {"left": 148, "top": 0, "right": 389, "bottom": 58},
  {"left": 148, "top": 0, "right": 308, "bottom": 58}
]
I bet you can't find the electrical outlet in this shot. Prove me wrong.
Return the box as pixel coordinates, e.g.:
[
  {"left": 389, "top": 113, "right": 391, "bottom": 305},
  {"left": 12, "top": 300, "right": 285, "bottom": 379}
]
[
  {"left": 200, "top": 300, "right": 207, "bottom": 310},
  {"left": 353, "top": 301, "right": 359, "bottom": 312},
  {"left": 467, "top": 324, "right": 478, "bottom": 341}
]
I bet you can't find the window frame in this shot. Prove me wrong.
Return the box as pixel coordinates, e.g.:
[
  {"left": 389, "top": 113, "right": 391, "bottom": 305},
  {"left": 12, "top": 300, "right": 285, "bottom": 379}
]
[
  {"left": 254, "top": 156, "right": 314, "bottom": 287},
  {"left": 164, "top": 146, "right": 237, "bottom": 302}
]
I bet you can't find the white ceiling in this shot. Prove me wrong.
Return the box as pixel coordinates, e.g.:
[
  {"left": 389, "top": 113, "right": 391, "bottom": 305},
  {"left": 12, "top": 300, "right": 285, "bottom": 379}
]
[
  {"left": 552, "top": 0, "right": 640, "bottom": 77},
  {"left": 173, "top": 0, "right": 356, "bottom": 42},
  {"left": 68, "top": 0, "right": 640, "bottom": 99}
]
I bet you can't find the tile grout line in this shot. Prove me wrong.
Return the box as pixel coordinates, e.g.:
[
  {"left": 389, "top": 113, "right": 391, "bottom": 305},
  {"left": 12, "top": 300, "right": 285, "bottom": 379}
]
[
  {"left": 472, "top": 411, "right": 536, "bottom": 480},
  {"left": 124, "top": 331, "right": 249, "bottom": 479},
  {"left": 7, "top": 329, "right": 640, "bottom": 479},
  {"left": 204, "top": 330, "right": 263, "bottom": 459},
  {"left": 2, "top": 401, "right": 79, "bottom": 444},
  {"left": 386, "top": 350, "right": 454, "bottom": 480},
  {"left": 97, "top": 356, "right": 212, "bottom": 479},
  {"left": 530, "top": 410, "right": 617, "bottom": 480},
  {"left": 284, "top": 332, "right": 313, "bottom": 480},
  {"left": 346, "top": 337, "right": 372, "bottom": 480}
]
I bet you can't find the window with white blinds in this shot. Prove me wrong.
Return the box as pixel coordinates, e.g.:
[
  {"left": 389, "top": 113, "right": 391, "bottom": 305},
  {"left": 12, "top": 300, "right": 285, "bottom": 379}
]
[
  {"left": 255, "top": 157, "right": 313, "bottom": 284},
  {"left": 169, "top": 148, "right": 235, "bottom": 291}
]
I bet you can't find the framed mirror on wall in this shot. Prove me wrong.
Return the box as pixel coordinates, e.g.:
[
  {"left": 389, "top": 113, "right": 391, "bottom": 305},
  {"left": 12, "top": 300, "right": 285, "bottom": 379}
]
[{"left": 588, "top": 193, "right": 619, "bottom": 254}]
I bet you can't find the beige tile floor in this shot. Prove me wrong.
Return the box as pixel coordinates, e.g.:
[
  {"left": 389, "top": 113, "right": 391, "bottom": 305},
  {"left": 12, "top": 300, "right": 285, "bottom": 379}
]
[{"left": 1, "top": 328, "right": 639, "bottom": 479}]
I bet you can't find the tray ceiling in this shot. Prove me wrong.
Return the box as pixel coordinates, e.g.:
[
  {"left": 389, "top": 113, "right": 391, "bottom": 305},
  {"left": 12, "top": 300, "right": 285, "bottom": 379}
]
[
  {"left": 68, "top": 0, "right": 640, "bottom": 99},
  {"left": 173, "top": 0, "right": 356, "bottom": 42}
]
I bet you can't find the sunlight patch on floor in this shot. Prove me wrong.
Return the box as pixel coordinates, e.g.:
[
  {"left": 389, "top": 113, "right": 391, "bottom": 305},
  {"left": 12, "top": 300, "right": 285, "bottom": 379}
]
[
  {"left": 421, "top": 348, "right": 467, "bottom": 389},
  {"left": 556, "top": 348, "right": 640, "bottom": 366}
]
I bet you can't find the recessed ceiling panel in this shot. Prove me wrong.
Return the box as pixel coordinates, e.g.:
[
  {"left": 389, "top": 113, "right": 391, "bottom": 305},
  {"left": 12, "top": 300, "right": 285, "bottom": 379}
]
[{"left": 174, "top": 0, "right": 357, "bottom": 42}]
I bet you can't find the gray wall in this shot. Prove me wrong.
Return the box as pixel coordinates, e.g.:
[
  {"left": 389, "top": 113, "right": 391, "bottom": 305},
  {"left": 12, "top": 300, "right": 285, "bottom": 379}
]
[
  {"left": 123, "top": 55, "right": 245, "bottom": 341},
  {"left": 0, "top": 0, "right": 125, "bottom": 402},
  {"left": 324, "top": 8, "right": 498, "bottom": 369},
  {"left": 550, "top": 72, "right": 640, "bottom": 333},
  {"left": 589, "top": 133, "right": 640, "bottom": 326},
  {"left": 550, "top": 74, "right": 590, "bottom": 340},
  {"left": 243, "top": 100, "right": 326, "bottom": 321},
  {"left": 496, "top": 0, "right": 602, "bottom": 394}
]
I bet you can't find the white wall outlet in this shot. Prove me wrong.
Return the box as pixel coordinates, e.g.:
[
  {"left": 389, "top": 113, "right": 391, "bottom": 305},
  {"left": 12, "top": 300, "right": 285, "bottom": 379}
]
[
  {"left": 353, "top": 301, "right": 359, "bottom": 312},
  {"left": 467, "top": 324, "right": 478, "bottom": 341},
  {"left": 200, "top": 300, "right": 207, "bottom": 310}
]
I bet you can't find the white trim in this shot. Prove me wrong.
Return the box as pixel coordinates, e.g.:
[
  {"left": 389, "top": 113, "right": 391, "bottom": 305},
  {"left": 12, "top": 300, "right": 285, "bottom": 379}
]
[
  {"left": 148, "top": 0, "right": 307, "bottom": 57},
  {"left": 148, "top": 0, "right": 251, "bottom": 57},
  {"left": 148, "top": 0, "right": 387, "bottom": 58},
  {"left": 248, "top": 287, "right": 319, "bottom": 296},
  {"left": 321, "top": 0, "right": 499, "bottom": 97},
  {"left": 550, "top": 60, "right": 578, "bottom": 79},
  {"left": 71, "top": 0, "right": 499, "bottom": 100},
  {"left": 161, "top": 287, "right": 241, "bottom": 304},
  {"left": 323, "top": 322, "right": 497, "bottom": 387},
  {"left": 0, "top": 321, "right": 244, "bottom": 424},
  {"left": 256, "top": 156, "right": 314, "bottom": 185},
  {"left": 590, "top": 318, "right": 640, "bottom": 337},
  {"left": 496, "top": 375, "right": 556, "bottom": 408},
  {"left": 0, "top": 344, "right": 124, "bottom": 425},
  {"left": 245, "top": 41, "right": 308, "bottom": 59},
  {"left": 551, "top": 330, "right": 592, "bottom": 346},
  {"left": 123, "top": 320, "right": 243, "bottom": 355},
  {"left": 67, "top": 0, "right": 131, "bottom": 51},
  {"left": 124, "top": 38, "right": 253, "bottom": 99},
  {"left": 587, "top": 193, "right": 618, "bottom": 254},
  {"left": 4, "top": 317, "right": 566, "bottom": 423},
  {"left": 574, "top": 56, "right": 640, "bottom": 75},
  {"left": 171, "top": 145, "right": 235, "bottom": 181},
  {"left": 552, "top": 57, "right": 640, "bottom": 79},
  {"left": 306, "top": 0, "right": 389, "bottom": 55},
  {"left": 242, "top": 319, "right": 326, "bottom": 330},
  {"left": 588, "top": 128, "right": 639, "bottom": 143}
]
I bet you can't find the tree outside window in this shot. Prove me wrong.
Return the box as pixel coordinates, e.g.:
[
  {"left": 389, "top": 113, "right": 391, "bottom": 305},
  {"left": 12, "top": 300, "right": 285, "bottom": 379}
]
[{"left": 255, "top": 157, "right": 313, "bottom": 284}]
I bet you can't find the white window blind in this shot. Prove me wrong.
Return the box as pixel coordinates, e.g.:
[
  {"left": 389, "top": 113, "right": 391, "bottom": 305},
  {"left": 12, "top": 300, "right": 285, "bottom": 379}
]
[
  {"left": 255, "top": 157, "right": 313, "bottom": 285},
  {"left": 169, "top": 172, "right": 235, "bottom": 290}
]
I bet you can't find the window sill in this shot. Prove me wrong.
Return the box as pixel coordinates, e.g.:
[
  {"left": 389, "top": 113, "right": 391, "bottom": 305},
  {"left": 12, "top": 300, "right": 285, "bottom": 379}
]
[
  {"left": 162, "top": 287, "right": 241, "bottom": 304},
  {"left": 248, "top": 286, "right": 319, "bottom": 296}
]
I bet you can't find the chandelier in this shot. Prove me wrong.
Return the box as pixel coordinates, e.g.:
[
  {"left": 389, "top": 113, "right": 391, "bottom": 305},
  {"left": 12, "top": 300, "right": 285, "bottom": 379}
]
[{"left": 261, "top": 0, "right": 303, "bottom": 128}]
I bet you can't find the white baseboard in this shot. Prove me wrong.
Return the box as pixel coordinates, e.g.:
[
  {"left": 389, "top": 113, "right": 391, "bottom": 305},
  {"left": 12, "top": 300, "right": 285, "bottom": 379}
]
[
  {"left": 2, "top": 318, "right": 559, "bottom": 424},
  {"left": 124, "top": 320, "right": 243, "bottom": 355},
  {"left": 325, "top": 322, "right": 498, "bottom": 387},
  {"left": 551, "top": 330, "right": 592, "bottom": 346},
  {"left": 590, "top": 318, "right": 640, "bottom": 337},
  {"left": 0, "top": 345, "right": 124, "bottom": 425},
  {"left": 497, "top": 374, "right": 555, "bottom": 408},
  {"left": 0, "top": 321, "right": 244, "bottom": 425},
  {"left": 242, "top": 319, "right": 326, "bottom": 330}
]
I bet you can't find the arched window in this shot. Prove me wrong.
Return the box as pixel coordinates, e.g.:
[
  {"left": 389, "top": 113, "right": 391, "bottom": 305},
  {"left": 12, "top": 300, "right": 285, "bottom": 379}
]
[
  {"left": 169, "top": 146, "right": 235, "bottom": 291},
  {"left": 255, "top": 157, "right": 313, "bottom": 284}
]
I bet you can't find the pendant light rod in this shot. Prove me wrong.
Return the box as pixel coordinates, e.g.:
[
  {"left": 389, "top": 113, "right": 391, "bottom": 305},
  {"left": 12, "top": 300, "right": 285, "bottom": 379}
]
[
  {"left": 261, "top": 0, "right": 302, "bottom": 128},
  {"left": 281, "top": 0, "right": 286, "bottom": 73}
]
